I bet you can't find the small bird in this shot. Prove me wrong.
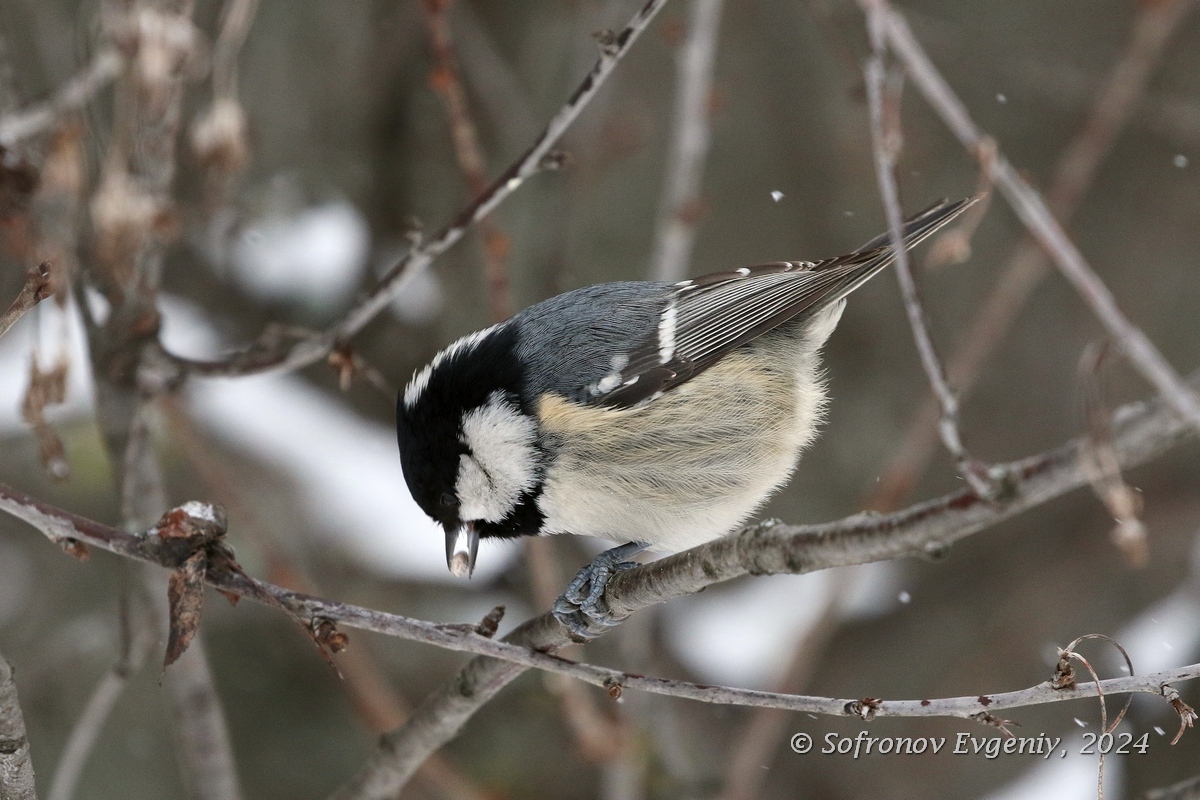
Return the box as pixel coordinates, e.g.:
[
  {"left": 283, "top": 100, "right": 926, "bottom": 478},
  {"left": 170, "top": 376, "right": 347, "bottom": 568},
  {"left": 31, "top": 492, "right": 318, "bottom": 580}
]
[{"left": 397, "top": 198, "right": 972, "bottom": 636}]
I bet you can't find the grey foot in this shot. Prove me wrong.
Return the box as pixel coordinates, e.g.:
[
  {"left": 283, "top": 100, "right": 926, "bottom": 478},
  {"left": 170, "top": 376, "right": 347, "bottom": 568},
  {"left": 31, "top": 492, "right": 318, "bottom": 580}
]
[{"left": 551, "top": 542, "right": 646, "bottom": 640}]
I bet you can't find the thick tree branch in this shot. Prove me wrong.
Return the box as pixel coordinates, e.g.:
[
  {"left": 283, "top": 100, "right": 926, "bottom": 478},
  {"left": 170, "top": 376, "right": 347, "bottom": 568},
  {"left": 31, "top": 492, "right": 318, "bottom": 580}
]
[
  {"left": 329, "top": 365, "right": 1198, "bottom": 797},
  {"left": 0, "top": 652, "right": 38, "bottom": 800},
  {"left": 864, "top": 0, "right": 1200, "bottom": 435},
  {"left": 163, "top": 0, "right": 671, "bottom": 379},
  {"left": 2, "top": 370, "right": 1197, "bottom": 796}
]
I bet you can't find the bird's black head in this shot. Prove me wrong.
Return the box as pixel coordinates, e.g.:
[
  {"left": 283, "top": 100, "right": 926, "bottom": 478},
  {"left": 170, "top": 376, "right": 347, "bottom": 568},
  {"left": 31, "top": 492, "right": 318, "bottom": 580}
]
[{"left": 396, "top": 323, "right": 546, "bottom": 575}]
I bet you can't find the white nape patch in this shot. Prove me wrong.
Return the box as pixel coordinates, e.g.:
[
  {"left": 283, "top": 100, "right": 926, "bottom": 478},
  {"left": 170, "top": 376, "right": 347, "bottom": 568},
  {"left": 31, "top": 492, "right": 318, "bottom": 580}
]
[
  {"left": 455, "top": 392, "right": 538, "bottom": 522},
  {"left": 404, "top": 324, "right": 500, "bottom": 409},
  {"left": 675, "top": 279, "right": 693, "bottom": 288},
  {"left": 658, "top": 300, "right": 678, "bottom": 364},
  {"left": 736, "top": 267, "right": 750, "bottom": 276}
]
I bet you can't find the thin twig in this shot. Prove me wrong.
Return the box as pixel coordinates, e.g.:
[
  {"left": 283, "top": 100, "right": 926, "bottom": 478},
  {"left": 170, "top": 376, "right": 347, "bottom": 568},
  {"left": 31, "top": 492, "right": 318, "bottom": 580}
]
[
  {"left": 421, "top": 0, "right": 512, "bottom": 322},
  {"left": 0, "top": 49, "right": 122, "bottom": 145},
  {"left": 0, "top": 262, "right": 53, "bottom": 340},
  {"left": 1146, "top": 772, "right": 1200, "bottom": 800},
  {"left": 326, "top": 366, "right": 1199, "bottom": 798},
  {"left": 863, "top": 2, "right": 993, "bottom": 499},
  {"left": 160, "top": 397, "right": 489, "bottom": 800},
  {"left": 0, "top": 651, "right": 38, "bottom": 800},
  {"left": 164, "top": 0, "right": 672, "bottom": 379},
  {"left": 47, "top": 602, "right": 153, "bottom": 800},
  {"left": 191, "top": 0, "right": 259, "bottom": 197},
  {"left": 211, "top": 0, "right": 259, "bottom": 98},
  {"left": 720, "top": 579, "right": 850, "bottom": 800},
  {"left": 525, "top": 538, "right": 631, "bottom": 764},
  {"left": 1079, "top": 343, "right": 1148, "bottom": 565},
  {"left": 85, "top": 3, "right": 242, "bottom": 797},
  {"left": 865, "top": 0, "right": 1199, "bottom": 512},
  {"left": 3, "top": 370, "right": 1196, "bottom": 796},
  {"left": 7, "top": 469, "right": 1200, "bottom": 756},
  {"left": 7, "top": 455, "right": 1200, "bottom": 762},
  {"left": 127, "top": 409, "right": 244, "bottom": 800},
  {"left": 649, "top": 0, "right": 724, "bottom": 282},
  {"left": 452, "top": 3, "right": 539, "bottom": 153},
  {"left": 869, "top": 1, "right": 1200, "bottom": 435}
]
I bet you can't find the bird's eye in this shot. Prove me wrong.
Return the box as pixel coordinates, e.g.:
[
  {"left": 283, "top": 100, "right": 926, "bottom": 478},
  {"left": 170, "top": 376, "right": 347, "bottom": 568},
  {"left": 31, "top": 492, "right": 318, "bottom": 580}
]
[{"left": 440, "top": 492, "right": 459, "bottom": 509}]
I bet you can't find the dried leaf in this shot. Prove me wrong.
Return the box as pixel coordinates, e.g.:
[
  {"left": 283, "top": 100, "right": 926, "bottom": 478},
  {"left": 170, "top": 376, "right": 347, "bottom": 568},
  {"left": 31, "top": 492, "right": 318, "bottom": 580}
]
[
  {"left": 1079, "top": 343, "right": 1148, "bottom": 566},
  {"left": 58, "top": 537, "right": 90, "bottom": 561},
  {"left": 313, "top": 618, "right": 348, "bottom": 654},
  {"left": 164, "top": 549, "right": 207, "bottom": 668},
  {"left": 21, "top": 353, "right": 71, "bottom": 482}
]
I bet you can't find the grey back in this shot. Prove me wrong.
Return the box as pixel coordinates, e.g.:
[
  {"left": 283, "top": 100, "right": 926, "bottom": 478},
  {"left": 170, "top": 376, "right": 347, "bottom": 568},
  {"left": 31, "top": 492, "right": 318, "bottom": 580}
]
[{"left": 513, "top": 281, "right": 670, "bottom": 404}]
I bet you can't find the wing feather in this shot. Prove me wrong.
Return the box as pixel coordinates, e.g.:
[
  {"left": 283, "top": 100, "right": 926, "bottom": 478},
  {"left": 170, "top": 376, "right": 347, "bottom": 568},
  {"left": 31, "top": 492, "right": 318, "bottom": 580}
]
[{"left": 595, "top": 197, "right": 975, "bottom": 407}]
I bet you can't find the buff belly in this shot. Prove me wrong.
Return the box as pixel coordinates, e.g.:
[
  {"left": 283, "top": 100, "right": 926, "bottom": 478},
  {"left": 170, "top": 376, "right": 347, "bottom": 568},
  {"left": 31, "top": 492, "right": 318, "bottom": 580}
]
[{"left": 534, "top": 316, "right": 835, "bottom": 553}]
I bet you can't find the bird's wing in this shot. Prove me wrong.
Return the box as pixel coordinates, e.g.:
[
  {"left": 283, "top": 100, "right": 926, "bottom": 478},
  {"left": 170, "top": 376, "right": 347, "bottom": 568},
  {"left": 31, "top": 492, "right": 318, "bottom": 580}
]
[{"left": 593, "top": 197, "right": 974, "bottom": 408}]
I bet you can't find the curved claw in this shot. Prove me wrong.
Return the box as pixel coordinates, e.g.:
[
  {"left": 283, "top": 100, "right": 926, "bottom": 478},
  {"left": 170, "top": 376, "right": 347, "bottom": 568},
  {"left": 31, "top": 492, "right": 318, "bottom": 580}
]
[{"left": 552, "top": 542, "right": 646, "bottom": 640}]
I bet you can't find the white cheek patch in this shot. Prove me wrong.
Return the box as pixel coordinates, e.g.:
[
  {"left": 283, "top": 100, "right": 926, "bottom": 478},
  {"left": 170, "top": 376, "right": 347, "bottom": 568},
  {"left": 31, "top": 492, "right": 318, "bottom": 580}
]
[{"left": 455, "top": 393, "right": 538, "bottom": 522}]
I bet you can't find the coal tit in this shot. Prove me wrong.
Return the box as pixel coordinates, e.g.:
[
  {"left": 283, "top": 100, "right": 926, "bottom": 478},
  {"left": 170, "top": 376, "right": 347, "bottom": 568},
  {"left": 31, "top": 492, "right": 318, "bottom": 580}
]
[{"left": 397, "top": 198, "right": 972, "bottom": 635}]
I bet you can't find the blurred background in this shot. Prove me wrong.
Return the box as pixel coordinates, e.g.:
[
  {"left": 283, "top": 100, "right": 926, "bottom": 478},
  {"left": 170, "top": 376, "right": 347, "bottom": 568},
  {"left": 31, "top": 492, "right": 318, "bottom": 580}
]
[{"left": 1, "top": 0, "right": 1199, "bottom": 797}]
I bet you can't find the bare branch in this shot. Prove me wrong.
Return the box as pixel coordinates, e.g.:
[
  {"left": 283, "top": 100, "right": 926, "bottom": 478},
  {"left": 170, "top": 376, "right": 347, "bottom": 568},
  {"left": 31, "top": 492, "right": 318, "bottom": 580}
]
[
  {"left": 0, "top": 263, "right": 53, "bottom": 340},
  {"left": 166, "top": 0, "right": 672, "bottom": 378},
  {"left": 2, "top": 370, "right": 1195, "bottom": 664},
  {"left": 868, "top": 0, "right": 1197, "bottom": 511},
  {"left": 867, "top": 1, "right": 1200, "bottom": 435},
  {"left": 3, "top": 369, "right": 1195, "bottom": 795},
  {"left": 159, "top": 396, "right": 489, "bottom": 800},
  {"left": 649, "top": 0, "right": 724, "bottom": 282},
  {"left": 863, "top": 2, "right": 993, "bottom": 499},
  {"left": 82, "top": 3, "right": 242, "bottom": 796},
  {"left": 0, "top": 50, "right": 122, "bottom": 146},
  {"left": 329, "top": 366, "right": 1198, "bottom": 796},
  {"left": 0, "top": 652, "right": 38, "bottom": 800}
]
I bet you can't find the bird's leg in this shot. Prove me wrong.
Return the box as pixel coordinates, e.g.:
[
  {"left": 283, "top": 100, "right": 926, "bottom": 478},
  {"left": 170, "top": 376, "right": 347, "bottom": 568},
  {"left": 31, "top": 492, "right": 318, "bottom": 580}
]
[{"left": 551, "top": 541, "right": 646, "bottom": 640}]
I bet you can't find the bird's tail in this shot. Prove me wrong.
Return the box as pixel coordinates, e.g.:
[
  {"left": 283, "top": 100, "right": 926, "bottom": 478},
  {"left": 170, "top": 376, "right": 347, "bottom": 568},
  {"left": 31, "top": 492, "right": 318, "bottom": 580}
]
[{"left": 855, "top": 196, "right": 978, "bottom": 254}]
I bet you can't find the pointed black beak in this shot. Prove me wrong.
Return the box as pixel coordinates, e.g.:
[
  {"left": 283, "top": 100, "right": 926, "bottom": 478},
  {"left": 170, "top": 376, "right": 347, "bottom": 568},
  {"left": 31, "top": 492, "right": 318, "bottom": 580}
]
[{"left": 445, "top": 522, "right": 479, "bottom": 578}]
